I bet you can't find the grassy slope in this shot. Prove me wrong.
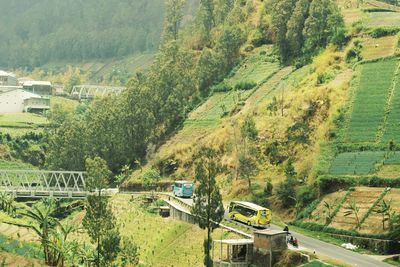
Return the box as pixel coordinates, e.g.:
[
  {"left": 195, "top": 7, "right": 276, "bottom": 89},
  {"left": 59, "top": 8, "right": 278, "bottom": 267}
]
[{"left": 0, "top": 96, "right": 79, "bottom": 136}]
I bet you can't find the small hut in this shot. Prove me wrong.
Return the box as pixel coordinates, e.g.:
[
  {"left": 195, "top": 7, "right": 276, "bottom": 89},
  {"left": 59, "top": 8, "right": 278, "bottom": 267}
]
[{"left": 212, "top": 239, "right": 253, "bottom": 267}]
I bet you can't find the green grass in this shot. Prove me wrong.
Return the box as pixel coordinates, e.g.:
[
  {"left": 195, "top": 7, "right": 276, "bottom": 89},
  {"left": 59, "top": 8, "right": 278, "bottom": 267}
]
[
  {"left": 346, "top": 59, "right": 398, "bottom": 143},
  {"left": 0, "top": 233, "right": 43, "bottom": 260},
  {"left": 112, "top": 194, "right": 240, "bottom": 267},
  {"left": 366, "top": 12, "right": 400, "bottom": 27},
  {"left": 0, "top": 160, "right": 36, "bottom": 170},
  {"left": 302, "top": 260, "right": 334, "bottom": 267},
  {"left": 384, "top": 257, "right": 400, "bottom": 266},
  {"left": 51, "top": 96, "right": 80, "bottom": 111},
  {"left": 225, "top": 46, "right": 280, "bottom": 86},
  {"left": 0, "top": 113, "right": 47, "bottom": 128},
  {"left": 329, "top": 151, "right": 400, "bottom": 175},
  {"left": 382, "top": 73, "right": 400, "bottom": 143},
  {"left": 329, "top": 151, "right": 386, "bottom": 175}
]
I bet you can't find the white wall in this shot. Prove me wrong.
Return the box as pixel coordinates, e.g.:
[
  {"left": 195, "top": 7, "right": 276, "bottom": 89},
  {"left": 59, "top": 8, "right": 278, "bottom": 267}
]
[{"left": 0, "top": 89, "right": 41, "bottom": 113}]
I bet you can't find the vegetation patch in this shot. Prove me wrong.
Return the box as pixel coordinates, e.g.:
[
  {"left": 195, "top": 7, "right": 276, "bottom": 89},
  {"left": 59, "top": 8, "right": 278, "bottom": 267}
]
[
  {"left": 366, "top": 12, "right": 400, "bottom": 27},
  {"left": 346, "top": 58, "right": 398, "bottom": 143},
  {"left": 361, "top": 36, "right": 398, "bottom": 60}
]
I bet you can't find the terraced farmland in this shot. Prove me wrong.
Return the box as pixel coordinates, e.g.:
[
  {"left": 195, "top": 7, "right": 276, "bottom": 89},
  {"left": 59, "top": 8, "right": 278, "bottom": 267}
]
[
  {"left": 366, "top": 11, "right": 400, "bottom": 27},
  {"left": 307, "top": 187, "right": 395, "bottom": 234},
  {"left": 226, "top": 46, "right": 280, "bottom": 86},
  {"left": 329, "top": 187, "right": 385, "bottom": 231},
  {"left": 346, "top": 59, "right": 398, "bottom": 143},
  {"left": 382, "top": 73, "right": 400, "bottom": 143},
  {"left": 361, "top": 36, "right": 398, "bottom": 61},
  {"left": 329, "top": 151, "right": 386, "bottom": 175},
  {"left": 329, "top": 151, "right": 400, "bottom": 175},
  {"left": 0, "top": 160, "right": 36, "bottom": 170},
  {"left": 361, "top": 188, "right": 400, "bottom": 234}
]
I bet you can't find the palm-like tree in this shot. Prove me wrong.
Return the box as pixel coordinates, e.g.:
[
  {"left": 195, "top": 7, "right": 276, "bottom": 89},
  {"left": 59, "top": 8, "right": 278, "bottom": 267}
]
[
  {"left": 48, "top": 223, "right": 77, "bottom": 267},
  {"left": 323, "top": 201, "right": 334, "bottom": 225},
  {"left": 344, "top": 199, "right": 361, "bottom": 230},
  {"left": 373, "top": 199, "right": 392, "bottom": 230},
  {"left": 22, "top": 199, "right": 57, "bottom": 264}
]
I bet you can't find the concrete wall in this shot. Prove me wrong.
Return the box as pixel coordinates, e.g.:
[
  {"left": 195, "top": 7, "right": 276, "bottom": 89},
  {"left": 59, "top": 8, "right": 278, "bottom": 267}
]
[
  {"left": 0, "top": 89, "right": 45, "bottom": 113},
  {"left": 253, "top": 231, "right": 287, "bottom": 267},
  {"left": 0, "top": 75, "right": 17, "bottom": 86}
]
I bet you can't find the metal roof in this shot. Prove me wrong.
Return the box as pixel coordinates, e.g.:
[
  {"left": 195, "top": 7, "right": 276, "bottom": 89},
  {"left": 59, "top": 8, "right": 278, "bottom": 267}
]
[
  {"left": 230, "top": 201, "right": 269, "bottom": 211},
  {"left": 0, "top": 70, "right": 16, "bottom": 77},
  {"left": 23, "top": 81, "right": 51, "bottom": 86},
  {"left": 213, "top": 239, "right": 254, "bottom": 245},
  {"left": 254, "top": 229, "right": 286, "bottom": 236}
]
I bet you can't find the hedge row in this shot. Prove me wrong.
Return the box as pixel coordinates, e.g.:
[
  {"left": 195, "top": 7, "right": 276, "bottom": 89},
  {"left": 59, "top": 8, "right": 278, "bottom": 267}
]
[
  {"left": 318, "top": 175, "right": 400, "bottom": 194},
  {"left": 369, "top": 26, "right": 400, "bottom": 38}
]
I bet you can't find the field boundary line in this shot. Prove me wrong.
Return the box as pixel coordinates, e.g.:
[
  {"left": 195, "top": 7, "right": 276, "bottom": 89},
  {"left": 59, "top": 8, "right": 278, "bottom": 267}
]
[
  {"left": 342, "top": 66, "right": 362, "bottom": 143},
  {"left": 326, "top": 189, "right": 352, "bottom": 226},
  {"left": 376, "top": 60, "right": 400, "bottom": 143},
  {"left": 359, "top": 187, "right": 390, "bottom": 227}
]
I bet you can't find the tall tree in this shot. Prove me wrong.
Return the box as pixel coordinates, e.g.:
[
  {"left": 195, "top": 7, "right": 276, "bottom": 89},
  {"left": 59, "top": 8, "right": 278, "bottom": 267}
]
[
  {"left": 23, "top": 199, "right": 57, "bottom": 265},
  {"left": 303, "top": 0, "right": 345, "bottom": 55},
  {"left": 268, "top": 0, "right": 297, "bottom": 63},
  {"left": 191, "top": 146, "right": 224, "bottom": 267},
  {"left": 163, "top": 0, "right": 186, "bottom": 42},
  {"left": 199, "top": 0, "right": 215, "bottom": 44},
  {"left": 286, "top": 0, "right": 311, "bottom": 58},
  {"left": 83, "top": 157, "right": 120, "bottom": 266},
  {"left": 373, "top": 199, "right": 392, "bottom": 230}
]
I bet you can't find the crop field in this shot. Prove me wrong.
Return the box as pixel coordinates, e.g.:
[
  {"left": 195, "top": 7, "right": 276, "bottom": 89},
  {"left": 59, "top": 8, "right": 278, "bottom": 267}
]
[
  {"left": 240, "top": 67, "right": 293, "bottom": 114},
  {"left": 226, "top": 46, "right": 280, "bottom": 86},
  {"left": 0, "top": 251, "right": 44, "bottom": 266},
  {"left": 0, "top": 113, "right": 47, "bottom": 128},
  {"left": 306, "top": 187, "right": 395, "bottom": 233},
  {"left": 361, "top": 36, "right": 398, "bottom": 61},
  {"left": 0, "top": 160, "right": 36, "bottom": 170},
  {"left": 0, "top": 195, "right": 240, "bottom": 266},
  {"left": 307, "top": 190, "right": 349, "bottom": 225},
  {"left": 361, "top": 188, "right": 400, "bottom": 234},
  {"left": 366, "top": 11, "right": 400, "bottom": 27},
  {"left": 328, "top": 187, "right": 385, "bottom": 232},
  {"left": 329, "top": 151, "right": 386, "bottom": 175},
  {"left": 157, "top": 66, "right": 288, "bottom": 157},
  {"left": 111, "top": 194, "right": 240, "bottom": 267},
  {"left": 382, "top": 73, "right": 400, "bottom": 143},
  {"left": 329, "top": 151, "right": 400, "bottom": 175},
  {"left": 346, "top": 59, "right": 398, "bottom": 143}
]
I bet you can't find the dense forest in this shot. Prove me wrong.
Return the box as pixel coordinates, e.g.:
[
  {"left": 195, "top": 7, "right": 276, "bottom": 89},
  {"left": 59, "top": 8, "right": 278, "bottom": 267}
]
[{"left": 0, "top": 0, "right": 189, "bottom": 68}]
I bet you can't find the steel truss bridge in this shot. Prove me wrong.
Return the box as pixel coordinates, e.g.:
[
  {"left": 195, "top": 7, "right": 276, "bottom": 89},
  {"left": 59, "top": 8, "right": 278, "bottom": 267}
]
[
  {"left": 0, "top": 170, "right": 87, "bottom": 199},
  {"left": 71, "top": 85, "right": 126, "bottom": 100}
]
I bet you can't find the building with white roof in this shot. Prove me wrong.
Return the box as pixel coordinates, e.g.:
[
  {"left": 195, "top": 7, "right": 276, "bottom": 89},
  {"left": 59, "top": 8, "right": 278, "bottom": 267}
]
[
  {"left": 0, "top": 89, "right": 50, "bottom": 113},
  {"left": 23, "top": 80, "right": 52, "bottom": 96},
  {"left": 0, "top": 70, "right": 17, "bottom": 86}
]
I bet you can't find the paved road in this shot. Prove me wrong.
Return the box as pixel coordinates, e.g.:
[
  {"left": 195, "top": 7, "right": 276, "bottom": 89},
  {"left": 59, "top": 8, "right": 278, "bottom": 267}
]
[
  {"left": 167, "top": 194, "right": 392, "bottom": 267},
  {"left": 268, "top": 224, "right": 392, "bottom": 267}
]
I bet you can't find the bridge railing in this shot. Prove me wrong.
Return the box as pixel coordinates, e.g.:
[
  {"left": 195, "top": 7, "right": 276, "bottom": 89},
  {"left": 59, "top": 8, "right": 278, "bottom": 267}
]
[{"left": 0, "top": 170, "right": 87, "bottom": 198}]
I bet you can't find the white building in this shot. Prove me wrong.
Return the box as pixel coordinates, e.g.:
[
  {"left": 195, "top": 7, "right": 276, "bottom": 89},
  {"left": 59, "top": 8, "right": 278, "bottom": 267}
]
[
  {"left": 0, "top": 70, "right": 17, "bottom": 86},
  {"left": 0, "top": 89, "right": 50, "bottom": 113},
  {"left": 23, "top": 80, "right": 52, "bottom": 96}
]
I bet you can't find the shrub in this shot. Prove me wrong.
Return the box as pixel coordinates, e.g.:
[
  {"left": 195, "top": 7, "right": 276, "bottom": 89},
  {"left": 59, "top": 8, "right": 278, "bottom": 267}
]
[
  {"left": 277, "top": 177, "right": 297, "bottom": 208},
  {"left": 346, "top": 40, "right": 363, "bottom": 63},
  {"left": 318, "top": 176, "right": 356, "bottom": 194},
  {"left": 211, "top": 82, "right": 232, "bottom": 93},
  {"left": 234, "top": 80, "right": 257, "bottom": 90},
  {"left": 369, "top": 27, "right": 400, "bottom": 38},
  {"left": 297, "top": 186, "right": 317, "bottom": 208}
]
